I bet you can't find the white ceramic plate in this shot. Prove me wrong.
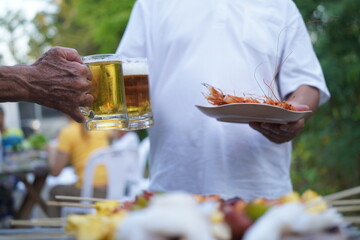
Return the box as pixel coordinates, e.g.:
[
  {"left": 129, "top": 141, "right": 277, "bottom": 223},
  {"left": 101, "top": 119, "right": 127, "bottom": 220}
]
[{"left": 196, "top": 103, "right": 312, "bottom": 124}]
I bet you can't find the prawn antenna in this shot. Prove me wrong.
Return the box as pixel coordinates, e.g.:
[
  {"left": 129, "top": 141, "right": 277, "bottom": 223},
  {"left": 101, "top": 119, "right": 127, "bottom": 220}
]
[
  {"left": 263, "top": 78, "right": 280, "bottom": 102},
  {"left": 274, "top": 26, "right": 289, "bottom": 79},
  {"left": 254, "top": 62, "right": 266, "bottom": 97},
  {"left": 272, "top": 50, "right": 294, "bottom": 84}
]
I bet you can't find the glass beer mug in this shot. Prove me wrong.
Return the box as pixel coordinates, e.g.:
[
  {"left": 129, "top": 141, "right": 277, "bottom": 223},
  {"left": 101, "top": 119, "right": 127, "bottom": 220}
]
[
  {"left": 81, "top": 54, "right": 128, "bottom": 131},
  {"left": 122, "top": 57, "right": 154, "bottom": 130}
]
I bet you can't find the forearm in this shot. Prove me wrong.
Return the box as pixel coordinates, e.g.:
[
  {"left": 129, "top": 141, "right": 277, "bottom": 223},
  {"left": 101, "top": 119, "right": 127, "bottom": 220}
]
[
  {"left": 0, "top": 47, "right": 93, "bottom": 122},
  {"left": 49, "top": 150, "right": 69, "bottom": 176},
  {"left": 286, "top": 85, "right": 320, "bottom": 116},
  {"left": 0, "top": 65, "right": 35, "bottom": 102}
]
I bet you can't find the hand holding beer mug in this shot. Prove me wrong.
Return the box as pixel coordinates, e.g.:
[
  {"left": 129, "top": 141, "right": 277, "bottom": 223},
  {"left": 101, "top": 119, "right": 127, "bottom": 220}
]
[
  {"left": 122, "top": 57, "right": 154, "bottom": 130},
  {"left": 81, "top": 54, "right": 128, "bottom": 130}
]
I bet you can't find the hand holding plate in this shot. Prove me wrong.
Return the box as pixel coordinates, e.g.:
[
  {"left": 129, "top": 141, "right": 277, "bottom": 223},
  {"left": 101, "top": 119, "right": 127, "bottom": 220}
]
[{"left": 249, "top": 104, "right": 309, "bottom": 144}]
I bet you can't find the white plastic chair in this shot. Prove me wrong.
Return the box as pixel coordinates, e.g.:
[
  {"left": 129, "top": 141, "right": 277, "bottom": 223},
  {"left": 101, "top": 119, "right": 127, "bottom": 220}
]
[
  {"left": 61, "top": 146, "right": 140, "bottom": 217},
  {"left": 82, "top": 146, "right": 139, "bottom": 200}
]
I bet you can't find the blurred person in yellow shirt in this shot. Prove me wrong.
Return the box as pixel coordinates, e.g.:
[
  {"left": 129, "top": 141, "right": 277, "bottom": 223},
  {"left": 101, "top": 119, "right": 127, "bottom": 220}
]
[{"left": 47, "top": 116, "right": 110, "bottom": 217}]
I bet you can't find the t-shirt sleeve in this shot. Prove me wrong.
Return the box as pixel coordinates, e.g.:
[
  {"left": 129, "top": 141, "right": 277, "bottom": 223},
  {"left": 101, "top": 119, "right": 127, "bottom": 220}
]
[
  {"left": 278, "top": 1, "right": 330, "bottom": 105},
  {"left": 116, "top": 0, "right": 149, "bottom": 57}
]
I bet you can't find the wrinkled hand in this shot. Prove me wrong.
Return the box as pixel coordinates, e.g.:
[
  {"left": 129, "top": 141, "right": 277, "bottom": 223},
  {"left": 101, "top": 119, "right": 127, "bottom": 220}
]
[
  {"left": 29, "top": 46, "right": 93, "bottom": 122},
  {"left": 249, "top": 104, "right": 310, "bottom": 144}
]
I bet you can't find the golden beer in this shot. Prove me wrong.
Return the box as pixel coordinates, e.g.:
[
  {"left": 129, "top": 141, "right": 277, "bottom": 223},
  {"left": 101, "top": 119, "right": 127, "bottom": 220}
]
[
  {"left": 88, "top": 61, "right": 126, "bottom": 115},
  {"left": 81, "top": 54, "right": 128, "bottom": 131},
  {"left": 122, "top": 58, "right": 154, "bottom": 130},
  {"left": 124, "top": 74, "right": 151, "bottom": 117}
]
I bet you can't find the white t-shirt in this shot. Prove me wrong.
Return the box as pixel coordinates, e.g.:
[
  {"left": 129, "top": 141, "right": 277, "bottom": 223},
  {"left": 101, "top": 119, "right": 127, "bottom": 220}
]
[{"left": 117, "top": 0, "right": 330, "bottom": 201}]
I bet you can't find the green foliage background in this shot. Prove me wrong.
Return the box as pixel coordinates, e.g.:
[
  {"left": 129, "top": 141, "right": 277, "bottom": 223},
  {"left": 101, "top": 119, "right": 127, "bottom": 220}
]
[
  {"left": 2, "top": 0, "right": 359, "bottom": 194},
  {"left": 28, "top": 0, "right": 136, "bottom": 56},
  {"left": 292, "top": 0, "right": 360, "bottom": 194}
]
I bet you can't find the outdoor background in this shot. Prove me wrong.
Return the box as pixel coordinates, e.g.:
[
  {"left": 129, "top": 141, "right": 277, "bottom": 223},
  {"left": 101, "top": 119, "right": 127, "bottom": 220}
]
[{"left": 0, "top": 0, "right": 359, "bottom": 195}]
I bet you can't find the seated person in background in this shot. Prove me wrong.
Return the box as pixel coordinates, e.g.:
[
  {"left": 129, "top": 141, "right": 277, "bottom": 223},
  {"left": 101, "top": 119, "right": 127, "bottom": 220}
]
[
  {"left": 47, "top": 116, "right": 110, "bottom": 217},
  {"left": 0, "top": 178, "right": 14, "bottom": 228},
  {"left": 0, "top": 106, "right": 24, "bottom": 226}
]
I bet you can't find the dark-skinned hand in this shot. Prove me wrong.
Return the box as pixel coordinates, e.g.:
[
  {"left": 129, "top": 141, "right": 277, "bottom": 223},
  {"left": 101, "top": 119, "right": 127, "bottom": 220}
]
[
  {"left": 249, "top": 104, "right": 310, "bottom": 144},
  {"left": 28, "top": 47, "right": 93, "bottom": 122}
]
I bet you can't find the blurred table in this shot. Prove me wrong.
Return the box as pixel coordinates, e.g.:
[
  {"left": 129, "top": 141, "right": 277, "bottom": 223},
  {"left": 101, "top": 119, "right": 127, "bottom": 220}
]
[
  {"left": 0, "top": 228, "right": 73, "bottom": 240},
  {"left": 0, "top": 150, "right": 49, "bottom": 220}
]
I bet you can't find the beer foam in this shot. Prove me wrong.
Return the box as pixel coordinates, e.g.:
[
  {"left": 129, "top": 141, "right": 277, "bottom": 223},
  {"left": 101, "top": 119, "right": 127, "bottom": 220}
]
[
  {"left": 122, "top": 60, "right": 148, "bottom": 76},
  {"left": 82, "top": 54, "right": 121, "bottom": 64}
]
